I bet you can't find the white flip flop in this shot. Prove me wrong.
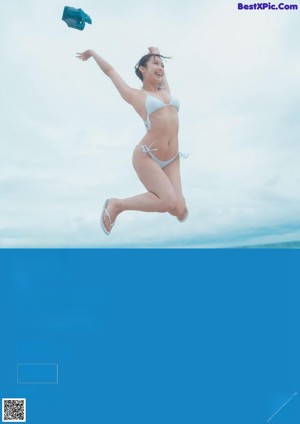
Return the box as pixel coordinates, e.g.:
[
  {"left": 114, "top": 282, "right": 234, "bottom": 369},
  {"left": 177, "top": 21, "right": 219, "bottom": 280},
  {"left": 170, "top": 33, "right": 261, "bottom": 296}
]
[{"left": 100, "top": 199, "right": 115, "bottom": 235}]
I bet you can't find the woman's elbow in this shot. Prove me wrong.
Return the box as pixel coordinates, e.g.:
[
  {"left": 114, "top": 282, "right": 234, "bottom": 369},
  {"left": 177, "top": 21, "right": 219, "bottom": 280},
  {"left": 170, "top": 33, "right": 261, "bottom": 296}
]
[{"left": 106, "top": 66, "right": 115, "bottom": 77}]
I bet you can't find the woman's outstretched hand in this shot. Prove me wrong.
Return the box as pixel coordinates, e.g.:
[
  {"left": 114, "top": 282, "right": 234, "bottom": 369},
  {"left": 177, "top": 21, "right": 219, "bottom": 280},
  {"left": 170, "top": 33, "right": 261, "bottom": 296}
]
[
  {"left": 76, "top": 50, "right": 95, "bottom": 61},
  {"left": 148, "top": 46, "right": 160, "bottom": 54}
]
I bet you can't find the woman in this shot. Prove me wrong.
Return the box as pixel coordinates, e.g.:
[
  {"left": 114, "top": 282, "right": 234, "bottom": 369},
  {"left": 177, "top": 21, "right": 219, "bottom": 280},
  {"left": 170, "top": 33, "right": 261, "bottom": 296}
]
[{"left": 76, "top": 46, "right": 188, "bottom": 235}]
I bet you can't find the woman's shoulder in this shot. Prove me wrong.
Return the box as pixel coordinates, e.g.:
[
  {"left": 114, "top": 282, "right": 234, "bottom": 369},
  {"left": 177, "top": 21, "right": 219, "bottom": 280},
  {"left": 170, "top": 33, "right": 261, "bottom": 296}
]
[{"left": 131, "top": 87, "right": 146, "bottom": 98}]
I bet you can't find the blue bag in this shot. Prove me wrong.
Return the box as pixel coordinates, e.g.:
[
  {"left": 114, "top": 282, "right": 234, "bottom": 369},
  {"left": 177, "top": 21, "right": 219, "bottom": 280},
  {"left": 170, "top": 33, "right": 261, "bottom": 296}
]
[{"left": 62, "top": 6, "right": 92, "bottom": 31}]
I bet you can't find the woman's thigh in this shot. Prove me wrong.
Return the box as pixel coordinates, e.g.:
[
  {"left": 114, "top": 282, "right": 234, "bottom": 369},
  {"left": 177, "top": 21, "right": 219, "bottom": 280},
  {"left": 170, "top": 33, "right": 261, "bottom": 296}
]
[
  {"left": 163, "top": 157, "right": 185, "bottom": 197},
  {"left": 162, "top": 156, "right": 187, "bottom": 215},
  {"left": 132, "top": 146, "right": 177, "bottom": 203}
]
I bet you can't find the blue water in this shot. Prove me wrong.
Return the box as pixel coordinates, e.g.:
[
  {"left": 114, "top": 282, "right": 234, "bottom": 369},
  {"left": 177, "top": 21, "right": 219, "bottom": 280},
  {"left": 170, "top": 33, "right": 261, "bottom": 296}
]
[
  {"left": 1, "top": 249, "right": 299, "bottom": 424},
  {"left": 239, "top": 240, "right": 300, "bottom": 249}
]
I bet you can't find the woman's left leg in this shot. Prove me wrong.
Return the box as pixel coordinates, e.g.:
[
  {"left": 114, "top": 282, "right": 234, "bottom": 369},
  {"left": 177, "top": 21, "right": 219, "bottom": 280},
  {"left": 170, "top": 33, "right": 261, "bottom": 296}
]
[{"left": 163, "top": 156, "right": 188, "bottom": 221}]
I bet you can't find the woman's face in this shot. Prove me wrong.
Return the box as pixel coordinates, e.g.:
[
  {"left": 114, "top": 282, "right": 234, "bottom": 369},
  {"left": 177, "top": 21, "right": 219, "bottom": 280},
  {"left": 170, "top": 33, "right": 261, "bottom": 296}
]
[{"left": 141, "top": 56, "right": 165, "bottom": 82}]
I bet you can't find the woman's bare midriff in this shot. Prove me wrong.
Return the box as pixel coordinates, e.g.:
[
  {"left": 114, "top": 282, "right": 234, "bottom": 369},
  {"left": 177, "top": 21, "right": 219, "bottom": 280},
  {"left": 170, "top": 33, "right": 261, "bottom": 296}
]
[{"left": 137, "top": 107, "right": 179, "bottom": 160}]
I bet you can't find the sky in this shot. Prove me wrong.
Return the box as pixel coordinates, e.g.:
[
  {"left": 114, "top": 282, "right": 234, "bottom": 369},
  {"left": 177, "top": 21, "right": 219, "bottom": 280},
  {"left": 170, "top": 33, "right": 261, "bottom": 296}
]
[{"left": 0, "top": 0, "right": 300, "bottom": 248}]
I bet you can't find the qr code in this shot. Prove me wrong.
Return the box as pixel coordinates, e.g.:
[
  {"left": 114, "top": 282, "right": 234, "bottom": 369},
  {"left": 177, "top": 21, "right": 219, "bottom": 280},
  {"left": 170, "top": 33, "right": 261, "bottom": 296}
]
[{"left": 2, "top": 399, "right": 26, "bottom": 422}]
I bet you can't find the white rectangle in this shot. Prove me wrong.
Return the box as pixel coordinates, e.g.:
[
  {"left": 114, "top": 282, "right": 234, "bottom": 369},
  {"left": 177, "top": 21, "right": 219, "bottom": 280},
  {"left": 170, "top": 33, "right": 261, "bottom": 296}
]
[{"left": 17, "top": 363, "right": 58, "bottom": 384}]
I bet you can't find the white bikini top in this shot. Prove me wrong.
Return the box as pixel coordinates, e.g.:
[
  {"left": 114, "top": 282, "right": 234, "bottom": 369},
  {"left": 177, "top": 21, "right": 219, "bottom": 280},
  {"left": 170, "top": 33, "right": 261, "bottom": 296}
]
[{"left": 144, "top": 93, "right": 180, "bottom": 131}]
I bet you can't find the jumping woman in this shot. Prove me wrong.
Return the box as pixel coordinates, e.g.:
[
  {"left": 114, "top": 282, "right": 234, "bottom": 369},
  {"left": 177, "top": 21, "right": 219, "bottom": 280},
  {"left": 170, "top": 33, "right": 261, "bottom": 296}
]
[{"left": 76, "top": 46, "right": 188, "bottom": 235}]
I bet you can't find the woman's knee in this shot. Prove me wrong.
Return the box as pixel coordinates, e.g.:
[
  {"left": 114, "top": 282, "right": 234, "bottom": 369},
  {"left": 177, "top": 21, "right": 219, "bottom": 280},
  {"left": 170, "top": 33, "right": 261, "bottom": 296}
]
[
  {"left": 168, "top": 196, "right": 186, "bottom": 216},
  {"left": 160, "top": 192, "right": 177, "bottom": 212}
]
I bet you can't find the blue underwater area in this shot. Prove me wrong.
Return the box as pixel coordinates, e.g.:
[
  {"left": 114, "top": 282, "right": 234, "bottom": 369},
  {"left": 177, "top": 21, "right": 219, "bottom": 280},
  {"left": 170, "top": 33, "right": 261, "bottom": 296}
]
[{"left": 0, "top": 249, "right": 299, "bottom": 424}]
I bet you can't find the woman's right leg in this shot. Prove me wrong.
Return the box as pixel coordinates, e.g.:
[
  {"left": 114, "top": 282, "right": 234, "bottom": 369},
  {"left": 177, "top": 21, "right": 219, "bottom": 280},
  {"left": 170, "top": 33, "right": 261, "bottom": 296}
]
[{"left": 102, "top": 147, "right": 178, "bottom": 232}]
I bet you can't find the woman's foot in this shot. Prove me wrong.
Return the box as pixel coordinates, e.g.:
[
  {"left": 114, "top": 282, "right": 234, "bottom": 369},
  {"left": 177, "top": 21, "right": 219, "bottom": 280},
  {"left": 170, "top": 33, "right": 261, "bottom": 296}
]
[
  {"left": 100, "top": 198, "right": 120, "bottom": 235},
  {"left": 177, "top": 207, "right": 189, "bottom": 223}
]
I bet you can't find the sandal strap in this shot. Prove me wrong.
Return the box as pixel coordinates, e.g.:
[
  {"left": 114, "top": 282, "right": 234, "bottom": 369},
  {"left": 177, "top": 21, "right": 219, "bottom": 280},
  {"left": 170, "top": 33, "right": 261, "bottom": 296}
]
[{"left": 104, "top": 208, "right": 115, "bottom": 228}]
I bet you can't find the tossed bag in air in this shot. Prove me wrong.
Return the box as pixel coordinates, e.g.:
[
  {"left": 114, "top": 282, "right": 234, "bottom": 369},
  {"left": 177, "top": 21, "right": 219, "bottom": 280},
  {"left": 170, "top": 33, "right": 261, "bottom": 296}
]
[{"left": 62, "top": 6, "right": 92, "bottom": 31}]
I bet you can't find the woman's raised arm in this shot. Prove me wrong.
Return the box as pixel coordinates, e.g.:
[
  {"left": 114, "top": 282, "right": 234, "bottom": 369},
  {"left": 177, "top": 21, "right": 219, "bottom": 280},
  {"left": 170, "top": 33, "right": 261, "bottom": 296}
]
[{"left": 76, "top": 50, "right": 137, "bottom": 104}]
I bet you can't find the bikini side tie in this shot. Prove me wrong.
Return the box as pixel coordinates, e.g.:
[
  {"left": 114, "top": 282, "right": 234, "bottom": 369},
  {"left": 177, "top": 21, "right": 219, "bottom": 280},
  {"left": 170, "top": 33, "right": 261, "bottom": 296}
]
[
  {"left": 179, "top": 152, "right": 189, "bottom": 159},
  {"left": 140, "top": 140, "right": 159, "bottom": 156}
]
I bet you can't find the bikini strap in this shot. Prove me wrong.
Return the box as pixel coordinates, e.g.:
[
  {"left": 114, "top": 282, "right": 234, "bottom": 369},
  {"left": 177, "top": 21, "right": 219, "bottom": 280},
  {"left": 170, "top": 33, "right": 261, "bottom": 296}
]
[{"left": 140, "top": 140, "right": 159, "bottom": 156}]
